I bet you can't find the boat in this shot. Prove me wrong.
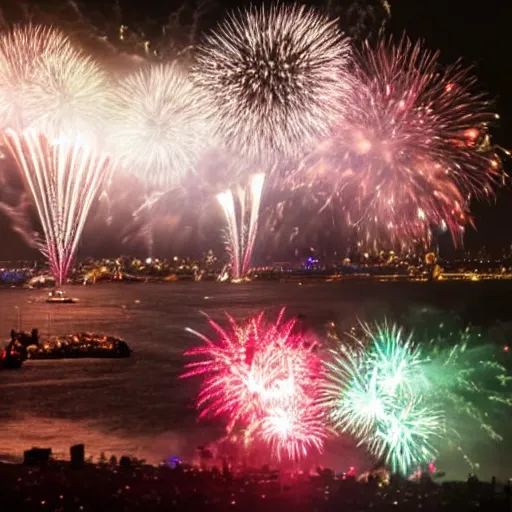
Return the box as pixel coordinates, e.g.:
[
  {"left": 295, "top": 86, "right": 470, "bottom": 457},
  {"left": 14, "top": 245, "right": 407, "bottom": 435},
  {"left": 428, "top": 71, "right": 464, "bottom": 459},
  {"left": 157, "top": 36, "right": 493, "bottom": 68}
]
[
  {"left": 0, "top": 356, "right": 22, "bottom": 369},
  {"left": 28, "top": 332, "right": 131, "bottom": 359},
  {"left": 0, "top": 345, "right": 23, "bottom": 369},
  {"left": 46, "top": 290, "right": 78, "bottom": 304}
]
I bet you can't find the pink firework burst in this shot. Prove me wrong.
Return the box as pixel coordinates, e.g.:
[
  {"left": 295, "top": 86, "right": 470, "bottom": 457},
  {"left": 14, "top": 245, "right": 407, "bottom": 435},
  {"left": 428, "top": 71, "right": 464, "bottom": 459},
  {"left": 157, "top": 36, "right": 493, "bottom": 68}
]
[
  {"left": 303, "top": 36, "right": 504, "bottom": 248},
  {"left": 183, "top": 309, "right": 326, "bottom": 461}
]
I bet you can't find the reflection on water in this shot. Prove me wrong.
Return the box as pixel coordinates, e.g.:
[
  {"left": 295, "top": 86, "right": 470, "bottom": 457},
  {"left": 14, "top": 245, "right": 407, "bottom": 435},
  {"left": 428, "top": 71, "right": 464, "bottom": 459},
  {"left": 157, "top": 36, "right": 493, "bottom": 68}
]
[{"left": 1, "top": 281, "right": 512, "bottom": 478}]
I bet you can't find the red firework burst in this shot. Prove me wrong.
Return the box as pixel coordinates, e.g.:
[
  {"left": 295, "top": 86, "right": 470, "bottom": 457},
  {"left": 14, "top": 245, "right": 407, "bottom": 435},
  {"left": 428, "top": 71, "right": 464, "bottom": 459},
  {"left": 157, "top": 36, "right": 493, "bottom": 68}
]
[{"left": 183, "top": 309, "right": 326, "bottom": 461}]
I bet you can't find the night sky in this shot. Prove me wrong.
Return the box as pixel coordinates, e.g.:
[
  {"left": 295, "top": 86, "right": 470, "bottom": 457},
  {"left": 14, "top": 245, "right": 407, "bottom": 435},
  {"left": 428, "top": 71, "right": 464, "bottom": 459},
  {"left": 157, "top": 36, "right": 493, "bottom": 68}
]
[{"left": 0, "top": 0, "right": 511, "bottom": 260}]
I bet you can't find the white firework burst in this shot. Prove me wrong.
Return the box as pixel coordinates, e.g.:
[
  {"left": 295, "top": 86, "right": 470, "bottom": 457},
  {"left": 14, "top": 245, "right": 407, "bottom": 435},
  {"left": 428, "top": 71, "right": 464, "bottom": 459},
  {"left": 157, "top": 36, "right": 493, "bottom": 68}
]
[
  {"left": 22, "top": 45, "right": 110, "bottom": 142},
  {"left": 109, "top": 63, "right": 211, "bottom": 189},
  {"left": 0, "top": 25, "right": 73, "bottom": 130},
  {"left": 194, "top": 3, "right": 351, "bottom": 161}
]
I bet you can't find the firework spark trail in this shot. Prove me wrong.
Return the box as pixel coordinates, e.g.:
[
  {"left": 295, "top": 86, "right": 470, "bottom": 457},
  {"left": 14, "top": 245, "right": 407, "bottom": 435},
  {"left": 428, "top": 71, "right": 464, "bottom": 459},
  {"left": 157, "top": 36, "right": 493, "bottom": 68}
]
[
  {"left": 0, "top": 26, "right": 111, "bottom": 285},
  {"left": 413, "top": 331, "right": 512, "bottom": 471},
  {"left": 217, "top": 190, "right": 241, "bottom": 280},
  {"left": 303, "top": 36, "right": 503, "bottom": 247},
  {"left": 217, "top": 174, "right": 265, "bottom": 280},
  {"left": 323, "top": 322, "right": 512, "bottom": 475},
  {"left": 0, "top": 191, "right": 41, "bottom": 249},
  {"left": 195, "top": 3, "right": 350, "bottom": 161},
  {"left": 363, "top": 324, "right": 424, "bottom": 395},
  {"left": 419, "top": 329, "right": 512, "bottom": 454},
  {"left": 109, "top": 63, "right": 211, "bottom": 190},
  {"left": 242, "top": 174, "right": 265, "bottom": 276},
  {"left": 183, "top": 309, "right": 326, "bottom": 461},
  {"left": 4, "top": 131, "right": 109, "bottom": 286},
  {"left": 123, "top": 191, "right": 167, "bottom": 257}
]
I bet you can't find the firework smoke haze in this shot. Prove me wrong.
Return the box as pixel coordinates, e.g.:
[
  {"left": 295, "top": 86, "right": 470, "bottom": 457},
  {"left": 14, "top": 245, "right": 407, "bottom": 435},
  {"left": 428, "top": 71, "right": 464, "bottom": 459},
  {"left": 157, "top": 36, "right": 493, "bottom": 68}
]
[
  {"left": 417, "top": 327, "right": 512, "bottom": 469},
  {"left": 306, "top": 36, "right": 502, "bottom": 247},
  {"left": 194, "top": 3, "right": 351, "bottom": 162},
  {"left": 109, "top": 63, "right": 211, "bottom": 190}
]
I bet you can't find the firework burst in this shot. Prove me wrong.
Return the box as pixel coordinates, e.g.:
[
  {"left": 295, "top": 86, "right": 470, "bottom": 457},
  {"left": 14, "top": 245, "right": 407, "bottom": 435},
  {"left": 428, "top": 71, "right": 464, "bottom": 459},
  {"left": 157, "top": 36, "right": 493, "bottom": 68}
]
[
  {"left": 305, "top": 36, "right": 503, "bottom": 247},
  {"left": 194, "top": 3, "right": 350, "bottom": 161},
  {"left": 0, "top": 25, "right": 73, "bottom": 129},
  {"left": 323, "top": 321, "right": 512, "bottom": 475},
  {"left": 109, "top": 63, "right": 211, "bottom": 189},
  {"left": 0, "top": 25, "right": 111, "bottom": 285},
  {"left": 323, "top": 322, "right": 443, "bottom": 475},
  {"left": 183, "top": 309, "right": 326, "bottom": 461},
  {"left": 22, "top": 44, "right": 110, "bottom": 141}
]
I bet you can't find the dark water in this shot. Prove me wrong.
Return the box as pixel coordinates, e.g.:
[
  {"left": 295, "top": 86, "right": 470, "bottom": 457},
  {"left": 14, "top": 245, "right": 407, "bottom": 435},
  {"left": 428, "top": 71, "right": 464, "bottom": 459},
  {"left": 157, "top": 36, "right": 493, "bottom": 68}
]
[{"left": 1, "top": 281, "right": 511, "bottom": 478}]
